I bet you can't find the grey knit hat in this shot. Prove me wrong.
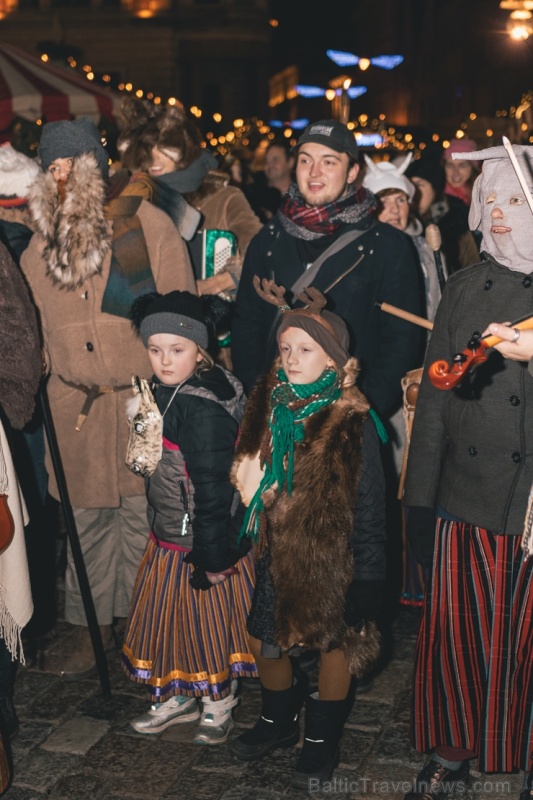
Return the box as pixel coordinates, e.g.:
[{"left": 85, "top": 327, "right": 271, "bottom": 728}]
[
  {"left": 276, "top": 308, "right": 351, "bottom": 368},
  {"left": 39, "top": 118, "right": 109, "bottom": 178},
  {"left": 139, "top": 291, "right": 208, "bottom": 348}
]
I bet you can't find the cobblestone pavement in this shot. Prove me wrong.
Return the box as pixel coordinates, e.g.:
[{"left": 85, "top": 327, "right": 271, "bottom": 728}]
[{"left": 3, "top": 604, "right": 524, "bottom": 800}]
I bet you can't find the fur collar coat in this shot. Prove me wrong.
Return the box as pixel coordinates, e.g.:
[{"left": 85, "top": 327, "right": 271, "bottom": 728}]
[
  {"left": 232, "top": 362, "right": 382, "bottom": 676},
  {"left": 20, "top": 158, "right": 196, "bottom": 508}
]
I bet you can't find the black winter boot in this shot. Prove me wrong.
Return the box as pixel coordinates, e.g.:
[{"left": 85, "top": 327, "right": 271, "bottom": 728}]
[
  {"left": 519, "top": 767, "right": 533, "bottom": 800},
  {"left": 0, "top": 697, "right": 18, "bottom": 740},
  {"left": 404, "top": 759, "right": 470, "bottom": 799},
  {"left": 290, "top": 691, "right": 353, "bottom": 791},
  {"left": 229, "top": 671, "right": 309, "bottom": 762}
]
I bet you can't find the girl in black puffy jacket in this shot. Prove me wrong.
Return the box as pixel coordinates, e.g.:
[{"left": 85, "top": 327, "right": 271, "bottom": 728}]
[{"left": 122, "top": 290, "right": 257, "bottom": 745}]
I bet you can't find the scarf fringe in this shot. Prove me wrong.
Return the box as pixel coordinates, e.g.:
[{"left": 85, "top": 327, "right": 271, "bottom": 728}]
[
  {"left": 0, "top": 587, "right": 25, "bottom": 665},
  {"left": 368, "top": 409, "right": 389, "bottom": 445},
  {"left": 522, "top": 483, "right": 533, "bottom": 558},
  {"left": 0, "top": 446, "right": 7, "bottom": 496}
]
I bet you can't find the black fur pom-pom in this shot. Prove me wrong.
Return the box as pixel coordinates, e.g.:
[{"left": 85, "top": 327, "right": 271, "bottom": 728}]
[
  {"left": 200, "top": 294, "right": 234, "bottom": 334},
  {"left": 199, "top": 294, "right": 234, "bottom": 356},
  {"left": 129, "top": 292, "right": 161, "bottom": 335}
]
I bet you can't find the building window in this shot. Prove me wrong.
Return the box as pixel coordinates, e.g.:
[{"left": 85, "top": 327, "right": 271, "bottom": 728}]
[{"left": 269, "top": 66, "right": 299, "bottom": 108}]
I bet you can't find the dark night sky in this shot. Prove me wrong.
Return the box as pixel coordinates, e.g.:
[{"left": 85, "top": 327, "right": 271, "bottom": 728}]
[
  {"left": 269, "top": 0, "right": 363, "bottom": 70},
  {"left": 266, "top": 0, "right": 533, "bottom": 125},
  {"left": 267, "top": 0, "right": 533, "bottom": 72}
]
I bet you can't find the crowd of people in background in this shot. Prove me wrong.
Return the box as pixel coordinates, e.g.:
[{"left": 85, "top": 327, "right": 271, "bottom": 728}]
[{"left": 1, "top": 104, "right": 533, "bottom": 800}]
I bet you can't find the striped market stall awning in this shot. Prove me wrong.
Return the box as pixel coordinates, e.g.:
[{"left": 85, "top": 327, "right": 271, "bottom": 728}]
[{"left": 0, "top": 42, "right": 120, "bottom": 130}]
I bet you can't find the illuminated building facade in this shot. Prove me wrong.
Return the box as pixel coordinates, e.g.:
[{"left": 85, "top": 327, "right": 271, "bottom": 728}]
[{"left": 0, "top": 0, "right": 271, "bottom": 122}]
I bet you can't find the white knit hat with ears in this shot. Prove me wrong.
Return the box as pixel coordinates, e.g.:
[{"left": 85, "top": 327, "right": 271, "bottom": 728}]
[
  {"left": 362, "top": 152, "right": 415, "bottom": 201},
  {"left": 0, "top": 143, "right": 40, "bottom": 199}
]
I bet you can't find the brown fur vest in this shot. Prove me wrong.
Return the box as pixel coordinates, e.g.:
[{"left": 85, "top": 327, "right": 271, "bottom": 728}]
[{"left": 232, "top": 362, "right": 381, "bottom": 676}]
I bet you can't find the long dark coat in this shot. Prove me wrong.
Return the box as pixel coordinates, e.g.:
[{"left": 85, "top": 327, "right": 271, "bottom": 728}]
[{"left": 405, "top": 254, "right": 533, "bottom": 535}]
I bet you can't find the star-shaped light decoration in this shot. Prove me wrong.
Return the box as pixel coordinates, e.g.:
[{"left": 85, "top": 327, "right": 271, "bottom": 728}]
[{"left": 326, "top": 49, "right": 404, "bottom": 71}]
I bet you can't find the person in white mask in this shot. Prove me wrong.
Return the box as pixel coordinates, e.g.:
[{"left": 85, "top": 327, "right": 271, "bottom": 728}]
[{"left": 401, "top": 144, "right": 533, "bottom": 800}]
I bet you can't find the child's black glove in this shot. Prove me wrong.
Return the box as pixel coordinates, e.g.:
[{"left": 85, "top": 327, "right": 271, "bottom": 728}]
[
  {"left": 406, "top": 506, "right": 437, "bottom": 568},
  {"left": 187, "top": 565, "right": 212, "bottom": 591},
  {"left": 344, "top": 580, "right": 385, "bottom": 630}
]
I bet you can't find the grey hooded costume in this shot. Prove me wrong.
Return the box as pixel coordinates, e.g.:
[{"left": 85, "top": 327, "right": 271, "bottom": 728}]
[{"left": 405, "top": 143, "right": 533, "bottom": 535}]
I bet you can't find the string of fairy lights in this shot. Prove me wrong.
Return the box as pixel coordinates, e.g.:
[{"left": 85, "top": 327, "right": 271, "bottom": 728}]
[{"left": 37, "top": 50, "right": 533, "bottom": 160}]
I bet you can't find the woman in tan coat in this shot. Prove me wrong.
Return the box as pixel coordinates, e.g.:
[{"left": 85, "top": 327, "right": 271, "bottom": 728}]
[
  {"left": 20, "top": 118, "right": 196, "bottom": 679},
  {"left": 117, "top": 100, "right": 262, "bottom": 297}
]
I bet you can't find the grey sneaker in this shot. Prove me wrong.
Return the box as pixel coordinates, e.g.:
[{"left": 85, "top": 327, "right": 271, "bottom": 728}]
[
  {"left": 194, "top": 683, "right": 239, "bottom": 745},
  {"left": 131, "top": 695, "right": 200, "bottom": 734}
]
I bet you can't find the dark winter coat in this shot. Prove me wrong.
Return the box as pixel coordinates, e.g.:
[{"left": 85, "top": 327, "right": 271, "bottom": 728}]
[
  {"left": 231, "top": 216, "right": 425, "bottom": 418},
  {"left": 404, "top": 254, "right": 533, "bottom": 535},
  {"left": 426, "top": 194, "right": 480, "bottom": 275},
  {"left": 231, "top": 362, "right": 386, "bottom": 675},
  {"left": 0, "top": 242, "right": 41, "bottom": 429},
  {"left": 147, "top": 366, "right": 248, "bottom": 572},
  {"left": 0, "top": 206, "right": 34, "bottom": 265}
]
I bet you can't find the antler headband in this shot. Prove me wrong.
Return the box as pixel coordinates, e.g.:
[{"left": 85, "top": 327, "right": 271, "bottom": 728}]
[
  {"left": 253, "top": 276, "right": 337, "bottom": 337},
  {"left": 253, "top": 276, "right": 290, "bottom": 310}
]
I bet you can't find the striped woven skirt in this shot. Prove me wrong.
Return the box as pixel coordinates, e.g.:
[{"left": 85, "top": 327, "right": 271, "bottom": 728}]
[
  {"left": 122, "top": 535, "right": 258, "bottom": 702},
  {"left": 411, "top": 518, "right": 533, "bottom": 773}
]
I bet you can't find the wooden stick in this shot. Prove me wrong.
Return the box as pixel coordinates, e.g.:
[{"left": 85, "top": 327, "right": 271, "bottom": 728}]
[
  {"left": 375, "top": 302, "right": 434, "bottom": 331},
  {"left": 502, "top": 136, "right": 533, "bottom": 218},
  {"left": 482, "top": 315, "right": 533, "bottom": 349}
]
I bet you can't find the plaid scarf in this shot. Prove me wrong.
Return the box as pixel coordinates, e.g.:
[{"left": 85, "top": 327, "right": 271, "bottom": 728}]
[
  {"left": 279, "top": 182, "right": 377, "bottom": 240},
  {"left": 240, "top": 367, "right": 341, "bottom": 543},
  {"left": 101, "top": 196, "right": 156, "bottom": 318}
]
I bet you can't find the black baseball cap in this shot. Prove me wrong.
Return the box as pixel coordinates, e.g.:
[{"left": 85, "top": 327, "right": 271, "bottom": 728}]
[{"left": 293, "top": 119, "right": 358, "bottom": 159}]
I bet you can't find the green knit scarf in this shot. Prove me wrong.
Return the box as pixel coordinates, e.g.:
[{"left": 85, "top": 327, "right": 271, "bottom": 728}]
[{"left": 240, "top": 368, "right": 341, "bottom": 542}]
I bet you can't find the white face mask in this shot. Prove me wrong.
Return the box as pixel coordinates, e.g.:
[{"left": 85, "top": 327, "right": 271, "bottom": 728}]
[{"left": 469, "top": 153, "right": 533, "bottom": 274}]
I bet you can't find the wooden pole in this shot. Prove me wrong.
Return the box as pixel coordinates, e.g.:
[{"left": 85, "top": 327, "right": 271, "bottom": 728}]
[
  {"left": 375, "top": 302, "right": 434, "bottom": 331},
  {"left": 502, "top": 136, "right": 533, "bottom": 218}
]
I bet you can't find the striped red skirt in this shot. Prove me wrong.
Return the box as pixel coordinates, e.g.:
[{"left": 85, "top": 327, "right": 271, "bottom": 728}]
[
  {"left": 412, "top": 519, "right": 533, "bottom": 773},
  {"left": 122, "top": 535, "right": 257, "bottom": 702}
]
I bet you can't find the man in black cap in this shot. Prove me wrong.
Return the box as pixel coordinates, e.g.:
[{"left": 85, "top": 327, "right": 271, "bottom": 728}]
[{"left": 232, "top": 119, "right": 424, "bottom": 420}]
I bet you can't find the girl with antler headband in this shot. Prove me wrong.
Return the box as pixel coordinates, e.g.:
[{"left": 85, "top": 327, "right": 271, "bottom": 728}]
[{"left": 229, "top": 277, "right": 387, "bottom": 789}]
